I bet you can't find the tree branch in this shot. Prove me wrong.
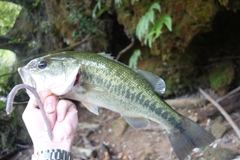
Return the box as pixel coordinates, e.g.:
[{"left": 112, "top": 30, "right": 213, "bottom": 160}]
[
  {"left": 199, "top": 88, "right": 240, "bottom": 138},
  {"left": 116, "top": 37, "right": 135, "bottom": 60}
]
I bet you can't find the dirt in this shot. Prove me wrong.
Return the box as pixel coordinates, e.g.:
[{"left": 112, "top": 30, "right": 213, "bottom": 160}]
[
  {"left": 70, "top": 104, "right": 240, "bottom": 160},
  {"left": 4, "top": 95, "right": 240, "bottom": 160}
]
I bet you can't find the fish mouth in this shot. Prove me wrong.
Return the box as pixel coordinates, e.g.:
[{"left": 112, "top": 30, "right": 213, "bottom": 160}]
[{"left": 18, "top": 67, "right": 36, "bottom": 89}]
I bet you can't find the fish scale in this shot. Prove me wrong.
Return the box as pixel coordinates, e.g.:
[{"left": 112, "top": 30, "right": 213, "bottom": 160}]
[{"left": 17, "top": 51, "right": 215, "bottom": 160}]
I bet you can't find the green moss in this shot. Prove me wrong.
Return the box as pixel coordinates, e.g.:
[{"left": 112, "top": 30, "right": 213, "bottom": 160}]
[
  {"left": 0, "top": 2, "right": 22, "bottom": 35},
  {"left": 209, "top": 61, "right": 234, "bottom": 94},
  {"left": 67, "top": 8, "right": 100, "bottom": 38}
]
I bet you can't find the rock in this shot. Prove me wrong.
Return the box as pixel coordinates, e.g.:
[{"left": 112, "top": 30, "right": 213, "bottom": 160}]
[
  {"left": 203, "top": 146, "right": 236, "bottom": 160},
  {"left": 72, "top": 146, "right": 93, "bottom": 158},
  {"left": 111, "top": 118, "right": 128, "bottom": 138},
  {"left": 209, "top": 60, "right": 235, "bottom": 96},
  {"left": 210, "top": 116, "right": 228, "bottom": 139}
]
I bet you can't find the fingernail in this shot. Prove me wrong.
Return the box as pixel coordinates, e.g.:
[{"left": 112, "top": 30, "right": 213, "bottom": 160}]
[{"left": 45, "top": 104, "right": 54, "bottom": 113}]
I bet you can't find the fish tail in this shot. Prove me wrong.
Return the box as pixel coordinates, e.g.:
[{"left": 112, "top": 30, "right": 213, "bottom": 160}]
[{"left": 168, "top": 117, "right": 215, "bottom": 160}]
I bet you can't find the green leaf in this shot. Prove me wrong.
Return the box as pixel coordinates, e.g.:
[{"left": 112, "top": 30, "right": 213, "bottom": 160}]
[
  {"left": 0, "top": 101, "right": 5, "bottom": 109},
  {"left": 33, "top": 0, "right": 41, "bottom": 7},
  {"left": 129, "top": 50, "right": 141, "bottom": 69},
  {"left": 144, "top": 15, "right": 172, "bottom": 47},
  {"left": 135, "top": 2, "right": 172, "bottom": 48},
  {"left": 149, "top": 2, "right": 161, "bottom": 12},
  {"left": 115, "top": 0, "right": 122, "bottom": 7},
  {"left": 96, "top": 7, "right": 109, "bottom": 18},
  {"left": 161, "top": 14, "right": 172, "bottom": 31},
  {"left": 136, "top": 3, "right": 161, "bottom": 41},
  {"left": 92, "top": 0, "right": 101, "bottom": 19}
]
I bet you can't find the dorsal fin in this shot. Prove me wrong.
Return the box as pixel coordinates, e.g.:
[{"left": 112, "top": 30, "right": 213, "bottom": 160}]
[
  {"left": 97, "top": 52, "right": 115, "bottom": 60},
  {"left": 135, "top": 70, "right": 166, "bottom": 94}
]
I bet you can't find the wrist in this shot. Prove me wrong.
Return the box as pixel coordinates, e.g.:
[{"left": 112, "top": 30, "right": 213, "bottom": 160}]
[{"left": 33, "top": 140, "right": 73, "bottom": 153}]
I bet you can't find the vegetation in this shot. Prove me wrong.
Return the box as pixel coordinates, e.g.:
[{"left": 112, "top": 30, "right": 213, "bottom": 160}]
[
  {"left": 129, "top": 49, "right": 141, "bottom": 69},
  {"left": 0, "top": 2, "right": 21, "bottom": 35},
  {"left": 67, "top": 6, "right": 100, "bottom": 39},
  {"left": 0, "top": 1, "right": 20, "bottom": 93},
  {"left": 135, "top": 2, "right": 172, "bottom": 48},
  {"left": 0, "top": 50, "right": 16, "bottom": 91}
]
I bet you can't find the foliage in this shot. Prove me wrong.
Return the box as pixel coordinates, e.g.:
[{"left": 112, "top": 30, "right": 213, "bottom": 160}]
[
  {"left": 136, "top": 2, "right": 172, "bottom": 48},
  {"left": 92, "top": 0, "right": 109, "bottom": 19},
  {"left": 129, "top": 49, "right": 141, "bottom": 69},
  {"left": 40, "top": 21, "right": 53, "bottom": 34},
  {"left": 114, "top": 0, "right": 138, "bottom": 7},
  {"left": 0, "top": 50, "right": 16, "bottom": 92},
  {"left": 67, "top": 6, "right": 100, "bottom": 39},
  {"left": 92, "top": 0, "right": 102, "bottom": 18},
  {"left": 0, "top": 107, "right": 30, "bottom": 150},
  {"left": 33, "top": 0, "right": 41, "bottom": 8},
  {"left": 146, "top": 14, "right": 172, "bottom": 47},
  {"left": 0, "top": 2, "right": 22, "bottom": 35},
  {"left": 115, "top": 0, "right": 123, "bottom": 7},
  {"left": 0, "top": 101, "right": 4, "bottom": 109},
  {"left": 0, "top": 49, "right": 26, "bottom": 151}
]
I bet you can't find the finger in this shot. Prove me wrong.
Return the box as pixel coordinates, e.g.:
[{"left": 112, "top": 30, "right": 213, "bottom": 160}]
[
  {"left": 22, "top": 98, "right": 45, "bottom": 135},
  {"left": 44, "top": 95, "right": 58, "bottom": 129},
  {"left": 44, "top": 95, "right": 58, "bottom": 113},
  {"left": 22, "top": 98, "right": 40, "bottom": 123},
  {"left": 56, "top": 100, "right": 77, "bottom": 122},
  {"left": 37, "top": 90, "right": 53, "bottom": 102}
]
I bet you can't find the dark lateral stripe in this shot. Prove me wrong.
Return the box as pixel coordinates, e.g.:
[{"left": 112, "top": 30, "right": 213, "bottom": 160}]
[{"left": 140, "top": 99, "right": 181, "bottom": 129}]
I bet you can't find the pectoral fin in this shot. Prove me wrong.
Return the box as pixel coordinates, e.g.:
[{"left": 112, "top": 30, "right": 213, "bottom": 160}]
[
  {"left": 82, "top": 102, "right": 99, "bottom": 115},
  {"left": 121, "top": 115, "right": 150, "bottom": 130},
  {"left": 135, "top": 70, "right": 166, "bottom": 94}
]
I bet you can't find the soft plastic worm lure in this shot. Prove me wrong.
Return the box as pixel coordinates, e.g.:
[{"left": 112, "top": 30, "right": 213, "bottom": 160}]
[{"left": 6, "top": 84, "right": 53, "bottom": 140}]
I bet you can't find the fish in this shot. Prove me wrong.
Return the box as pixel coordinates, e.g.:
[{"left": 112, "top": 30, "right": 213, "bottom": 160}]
[{"left": 18, "top": 51, "right": 215, "bottom": 160}]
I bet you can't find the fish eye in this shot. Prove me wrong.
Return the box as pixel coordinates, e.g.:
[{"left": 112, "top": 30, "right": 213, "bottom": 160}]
[{"left": 38, "top": 61, "right": 48, "bottom": 69}]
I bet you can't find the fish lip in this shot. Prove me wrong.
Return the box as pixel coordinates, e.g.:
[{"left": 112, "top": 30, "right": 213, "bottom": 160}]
[{"left": 18, "top": 67, "right": 36, "bottom": 88}]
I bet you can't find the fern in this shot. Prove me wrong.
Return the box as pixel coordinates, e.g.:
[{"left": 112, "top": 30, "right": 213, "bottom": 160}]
[
  {"left": 146, "top": 14, "right": 172, "bottom": 47},
  {"left": 136, "top": 2, "right": 160, "bottom": 41},
  {"left": 131, "top": 0, "right": 138, "bottom": 5},
  {"left": 115, "top": 0, "right": 122, "bottom": 7},
  {"left": 92, "top": 0, "right": 101, "bottom": 18},
  {"left": 129, "top": 49, "right": 141, "bottom": 69},
  {"left": 136, "top": 2, "right": 172, "bottom": 48},
  {"left": 114, "top": 0, "right": 138, "bottom": 7},
  {"left": 92, "top": 1, "right": 109, "bottom": 18}
]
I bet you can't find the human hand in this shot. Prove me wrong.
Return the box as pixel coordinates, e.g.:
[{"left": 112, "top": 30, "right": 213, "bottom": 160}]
[{"left": 22, "top": 91, "right": 78, "bottom": 153}]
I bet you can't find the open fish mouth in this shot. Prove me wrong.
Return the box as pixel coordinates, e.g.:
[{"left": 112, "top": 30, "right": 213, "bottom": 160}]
[{"left": 18, "top": 67, "right": 36, "bottom": 89}]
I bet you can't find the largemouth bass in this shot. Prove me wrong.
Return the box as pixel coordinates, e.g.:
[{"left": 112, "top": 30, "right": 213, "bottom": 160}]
[{"left": 18, "top": 52, "right": 215, "bottom": 160}]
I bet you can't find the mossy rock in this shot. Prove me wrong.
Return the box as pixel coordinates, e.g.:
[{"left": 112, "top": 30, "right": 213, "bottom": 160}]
[{"left": 209, "top": 60, "right": 234, "bottom": 96}]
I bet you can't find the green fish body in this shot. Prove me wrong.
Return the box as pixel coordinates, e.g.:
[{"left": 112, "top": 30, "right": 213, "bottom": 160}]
[{"left": 18, "top": 52, "right": 215, "bottom": 160}]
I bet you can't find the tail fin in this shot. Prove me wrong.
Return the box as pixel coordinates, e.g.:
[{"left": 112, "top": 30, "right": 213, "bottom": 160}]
[{"left": 168, "top": 117, "right": 215, "bottom": 160}]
